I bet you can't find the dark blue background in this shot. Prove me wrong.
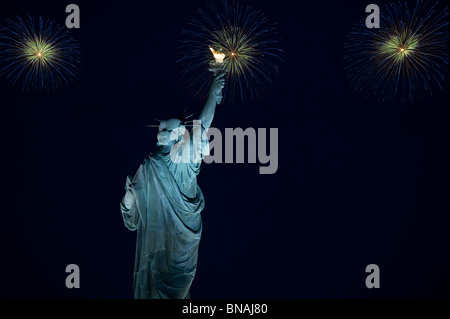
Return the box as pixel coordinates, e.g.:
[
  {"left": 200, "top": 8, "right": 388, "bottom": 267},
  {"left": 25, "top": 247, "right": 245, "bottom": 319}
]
[{"left": 0, "top": 0, "right": 448, "bottom": 298}]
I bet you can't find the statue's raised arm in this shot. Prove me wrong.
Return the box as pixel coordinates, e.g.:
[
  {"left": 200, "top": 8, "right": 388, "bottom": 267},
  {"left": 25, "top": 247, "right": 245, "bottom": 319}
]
[{"left": 199, "top": 72, "right": 225, "bottom": 129}]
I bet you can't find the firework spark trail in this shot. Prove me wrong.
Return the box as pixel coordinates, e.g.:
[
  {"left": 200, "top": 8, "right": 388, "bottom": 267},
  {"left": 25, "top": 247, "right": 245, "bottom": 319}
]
[
  {"left": 0, "top": 15, "right": 81, "bottom": 92},
  {"left": 178, "top": 0, "right": 283, "bottom": 103},
  {"left": 344, "top": 0, "right": 449, "bottom": 102}
]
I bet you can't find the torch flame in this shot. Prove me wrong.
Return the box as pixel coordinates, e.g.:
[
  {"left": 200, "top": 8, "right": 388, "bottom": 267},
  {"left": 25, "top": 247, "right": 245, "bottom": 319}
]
[{"left": 209, "top": 46, "right": 225, "bottom": 64}]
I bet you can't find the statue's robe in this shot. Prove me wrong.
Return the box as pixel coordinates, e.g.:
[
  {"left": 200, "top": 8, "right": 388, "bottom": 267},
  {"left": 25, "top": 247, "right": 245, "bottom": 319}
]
[{"left": 120, "top": 124, "right": 209, "bottom": 299}]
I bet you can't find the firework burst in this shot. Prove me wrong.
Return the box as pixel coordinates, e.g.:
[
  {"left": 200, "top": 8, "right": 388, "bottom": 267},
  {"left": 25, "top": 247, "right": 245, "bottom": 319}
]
[
  {"left": 0, "top": 15, "right": 81, "bottom": 92},
  {"left": 178, "top": 0, "right": 282, "bottom": 103},
  {"left": 344, "top": 0, "right": 449, "bottom": 102}
]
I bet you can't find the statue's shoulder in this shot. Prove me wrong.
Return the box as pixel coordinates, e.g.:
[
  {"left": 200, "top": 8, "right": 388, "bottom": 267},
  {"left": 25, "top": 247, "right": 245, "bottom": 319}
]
[
  {"left": 144, "top": 152, "right": 160, "bottom": 165},
  {"left": 137, "top": 155, "right": 154, "bottom": 175}
]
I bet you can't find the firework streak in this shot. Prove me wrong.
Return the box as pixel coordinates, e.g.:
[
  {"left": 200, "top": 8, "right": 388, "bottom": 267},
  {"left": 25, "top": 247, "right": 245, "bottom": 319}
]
[
  {"left": 344, "top": 0, "right": 449, "bottom": 102},
  {"left": 178, "top": 0, "right": 283, "bottom": 103},
  {"left": 0, "top": 15, "right": 81, "bottom": 92}
]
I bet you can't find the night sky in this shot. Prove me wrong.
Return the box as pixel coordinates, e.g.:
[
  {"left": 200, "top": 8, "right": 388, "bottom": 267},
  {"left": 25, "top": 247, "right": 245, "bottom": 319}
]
[{"left": 0, "top": 0, "right": 448, "bottom": 299}]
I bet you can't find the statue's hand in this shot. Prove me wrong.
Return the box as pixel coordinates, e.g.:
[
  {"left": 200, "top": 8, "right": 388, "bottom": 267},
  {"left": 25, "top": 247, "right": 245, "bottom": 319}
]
[
  {"left": 209, "top": 72, "right": 225, "bottom": 101},
  {"left": 124, "top": 190, "right": 134, "bottom": 205}
]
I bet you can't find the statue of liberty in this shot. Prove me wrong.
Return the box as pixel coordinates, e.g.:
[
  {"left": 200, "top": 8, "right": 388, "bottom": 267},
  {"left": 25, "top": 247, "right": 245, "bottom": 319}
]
[{"left": 120, "top": 73, "right": 225, "bottom": 299}]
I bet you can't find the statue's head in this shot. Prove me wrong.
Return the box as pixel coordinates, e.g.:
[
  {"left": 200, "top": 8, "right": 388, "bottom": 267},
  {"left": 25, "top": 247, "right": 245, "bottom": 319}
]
[{"left": 156, "top": 117, "right": 186, "bottom": 147}]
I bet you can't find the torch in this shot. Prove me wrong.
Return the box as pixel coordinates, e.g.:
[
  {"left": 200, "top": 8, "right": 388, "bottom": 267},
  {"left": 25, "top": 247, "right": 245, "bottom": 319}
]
[{"left": 208, "top": 46, "right": 226, "bottom": 104}]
